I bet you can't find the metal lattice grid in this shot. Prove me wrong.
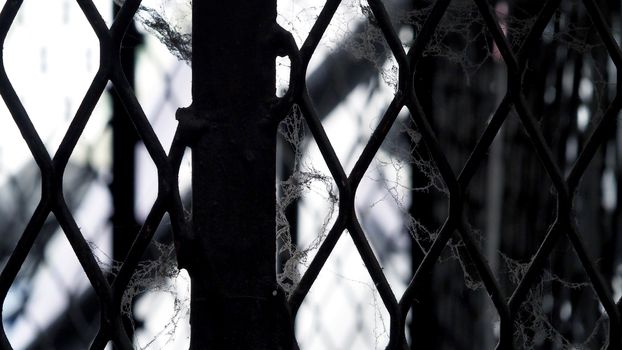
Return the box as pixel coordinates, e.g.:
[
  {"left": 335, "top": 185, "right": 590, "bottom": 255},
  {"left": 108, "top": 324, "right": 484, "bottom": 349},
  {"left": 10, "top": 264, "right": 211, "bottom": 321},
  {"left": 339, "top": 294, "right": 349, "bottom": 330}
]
[
  {"left": 0, "top": 0, "right": 112, "bottom": 348},
  {"left": 0, "top": 0, "right": 621, "bottom": 349},
  {"left": 274, "top": 0, "right": 622, "bottom": 348}
]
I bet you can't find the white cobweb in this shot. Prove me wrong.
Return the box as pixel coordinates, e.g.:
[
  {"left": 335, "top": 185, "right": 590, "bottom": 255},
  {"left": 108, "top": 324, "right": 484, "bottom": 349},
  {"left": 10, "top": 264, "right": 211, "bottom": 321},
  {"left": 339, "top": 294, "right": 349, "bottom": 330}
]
[{"left": 91, "top": 240, "right": 190, "bottom": 349}]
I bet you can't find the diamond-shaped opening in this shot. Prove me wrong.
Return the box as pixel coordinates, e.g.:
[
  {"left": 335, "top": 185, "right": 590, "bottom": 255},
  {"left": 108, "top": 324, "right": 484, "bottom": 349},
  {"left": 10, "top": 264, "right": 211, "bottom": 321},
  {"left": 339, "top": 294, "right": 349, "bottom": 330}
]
[
  {"left": 459, "top": 108, "right": 557, "bottom": 288},
  {"left": 295, "top": 233, "right": 391, "bottom": 349},
  {"left": 410, "top": 1, "right": 510, "bottom": 175},
  {"left": 4, "top": 214, "right": 99, "bottom": 349},
  {"left": 515, "top": 0, "right": 615, "bottom": 173},
  {"left": 352, "top": 106, "right": 447, "bottom": 292},
  {"left": 405, "top": 237, "right": 501, "bottom": 349},
  {"left": 278, "top": 106, "right": 341, "bottom": 291},
  {"left": 479, "top": 107, "right": 558, "bottom": 292},
  {"left": 3, "top": 0, "right": 101, "bottom": 155},
  {"left": 513, "top": 236, "right": 609, "bottom": 349},
  {"left": 303, "top": 0, "right": 401, "bottom": 174}
]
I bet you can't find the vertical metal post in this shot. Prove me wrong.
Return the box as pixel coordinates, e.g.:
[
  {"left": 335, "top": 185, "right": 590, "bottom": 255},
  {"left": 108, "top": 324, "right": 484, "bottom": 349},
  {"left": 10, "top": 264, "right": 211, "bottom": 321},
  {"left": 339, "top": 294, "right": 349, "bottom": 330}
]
[{"left": 185, "top": 1, "right": 290, "bottom": 349}]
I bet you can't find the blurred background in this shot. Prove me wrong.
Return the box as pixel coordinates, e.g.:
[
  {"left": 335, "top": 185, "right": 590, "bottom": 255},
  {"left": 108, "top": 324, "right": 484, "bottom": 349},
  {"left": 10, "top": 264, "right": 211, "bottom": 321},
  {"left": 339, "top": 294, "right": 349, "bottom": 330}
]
[{"left": 1, "top": 0, "right": 622, "bottom": 349}]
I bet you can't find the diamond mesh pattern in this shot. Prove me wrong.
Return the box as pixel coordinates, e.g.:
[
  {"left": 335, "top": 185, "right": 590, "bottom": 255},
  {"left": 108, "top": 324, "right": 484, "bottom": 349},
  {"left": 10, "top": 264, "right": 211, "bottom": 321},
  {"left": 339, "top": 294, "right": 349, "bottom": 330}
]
[{"left": 1, "top": 0, "right": 621, "bottom": 349}]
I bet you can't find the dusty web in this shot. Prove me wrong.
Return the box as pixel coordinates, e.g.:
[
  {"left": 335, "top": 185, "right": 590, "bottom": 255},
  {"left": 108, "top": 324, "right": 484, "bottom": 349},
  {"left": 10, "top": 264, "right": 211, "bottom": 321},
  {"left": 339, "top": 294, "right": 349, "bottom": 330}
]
[
  {"left": 115, "top": 0, "right": 191, "bottom": 63},
  {"left": 368, "top": 115, "right": 447, "bottom": 248},
  {"left": 501, "top": 253, "right": 609, "bottom": 349},
  {"left": 276, "top": 105, "right": 339, "bottom": 295},
  {"left": 90, "top": 240, "right": 190, "bottom": 349},
  {"left": 290, "top": 0, "right": 535, "bottom": 88}
]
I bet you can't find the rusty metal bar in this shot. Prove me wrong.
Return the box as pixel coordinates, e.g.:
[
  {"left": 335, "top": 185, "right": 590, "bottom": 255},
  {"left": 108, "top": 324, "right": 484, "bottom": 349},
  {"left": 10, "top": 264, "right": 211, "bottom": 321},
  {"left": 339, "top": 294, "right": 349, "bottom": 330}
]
[{"left": 183, "top": 1, "right": 291, "bottom": 348}]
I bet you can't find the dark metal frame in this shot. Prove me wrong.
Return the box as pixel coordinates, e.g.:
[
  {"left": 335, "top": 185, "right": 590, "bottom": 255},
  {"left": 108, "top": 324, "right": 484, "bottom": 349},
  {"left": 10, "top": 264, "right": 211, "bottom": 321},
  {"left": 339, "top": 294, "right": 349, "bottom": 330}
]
[{"left": 1, "top": 0, "right": 621, "bottom": 349}]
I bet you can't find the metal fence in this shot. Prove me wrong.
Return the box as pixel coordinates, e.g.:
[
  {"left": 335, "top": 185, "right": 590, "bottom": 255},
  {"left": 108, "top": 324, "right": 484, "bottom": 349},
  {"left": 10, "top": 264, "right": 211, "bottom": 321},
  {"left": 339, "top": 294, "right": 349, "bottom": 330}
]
[{"left": 1, "top": 0, "right": 621, "bottom": 349}]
